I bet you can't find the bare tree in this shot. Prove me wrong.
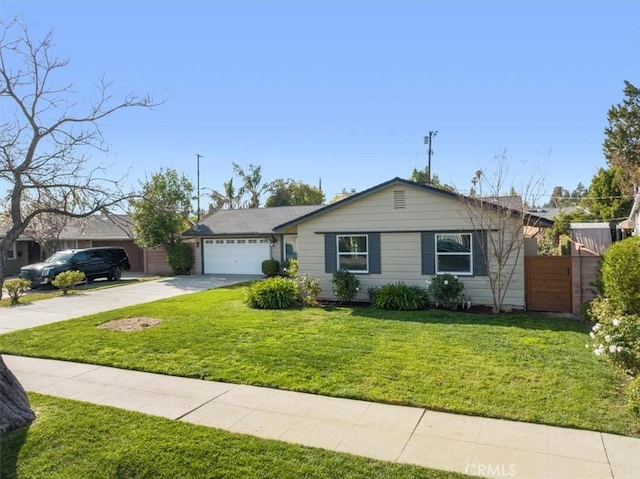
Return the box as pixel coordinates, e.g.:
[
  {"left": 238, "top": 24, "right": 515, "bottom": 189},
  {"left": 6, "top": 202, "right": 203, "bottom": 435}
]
[
  {"left": 461, "top": 152, "right": 545, "bottom": 313},
  {"left": 0, "top": 18, "right": 155, "bottom": 433},
  {"left": 23, "top": 210, "right": 69, "bottom": 258}
]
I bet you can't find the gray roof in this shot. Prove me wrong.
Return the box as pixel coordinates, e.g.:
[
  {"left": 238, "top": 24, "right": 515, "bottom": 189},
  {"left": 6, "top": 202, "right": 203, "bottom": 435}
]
[
  {"left": 2, "top": 214, "right": 134, "bottom": 240},
  {"left": 183, "top": 205, "right": 324, "bottom": 237},
  {"left": 58, "top": 215, "right": 134, "bottom": 240}
]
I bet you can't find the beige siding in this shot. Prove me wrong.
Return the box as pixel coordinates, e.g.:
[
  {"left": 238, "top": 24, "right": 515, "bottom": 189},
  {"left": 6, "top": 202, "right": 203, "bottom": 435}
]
[{"left": 296, "top": 184, "right": 525, "bottom": 308}]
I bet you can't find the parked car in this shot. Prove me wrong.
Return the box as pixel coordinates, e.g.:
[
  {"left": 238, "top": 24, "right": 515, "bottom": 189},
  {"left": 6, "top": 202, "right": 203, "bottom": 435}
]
[{"left": 19, "top": 247, "right": 131, "bottom": 289}]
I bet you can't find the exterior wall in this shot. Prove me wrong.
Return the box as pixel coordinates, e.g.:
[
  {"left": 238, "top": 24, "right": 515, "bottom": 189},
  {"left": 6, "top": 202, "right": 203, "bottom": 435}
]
[
  {"left": 144, "top": 246, "right": 173, "bottom": 275},
  {"left": 294, "top": 185, "right": 526, "bottom": 308},
  {"left": 5, "top": 241, "right": 31, "bottom": 275}
]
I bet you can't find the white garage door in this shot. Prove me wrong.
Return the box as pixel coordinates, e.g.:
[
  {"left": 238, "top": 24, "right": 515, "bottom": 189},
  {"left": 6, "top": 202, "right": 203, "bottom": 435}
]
[{"left": 203, "top": 238, "right": 271, "bottom": 275}]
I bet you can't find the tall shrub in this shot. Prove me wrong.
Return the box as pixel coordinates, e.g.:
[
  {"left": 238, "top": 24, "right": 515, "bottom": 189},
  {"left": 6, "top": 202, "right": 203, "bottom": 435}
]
[
  {"left": 332, "top": 270, "right": 360, "bottom": 304},
  {"left": 166, "top": 242, "right": 194, "bottom": 275},
  {"left": 600, "top": 236, "right": 640, "bottom": 314}
]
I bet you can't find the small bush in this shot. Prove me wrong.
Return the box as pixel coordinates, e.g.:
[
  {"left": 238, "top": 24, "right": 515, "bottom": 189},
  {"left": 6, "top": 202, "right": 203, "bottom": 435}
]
[
  {"left": 52, "top": 270, "right": 86, "bottom": 295},
  {"left": 367, "top": 286, "right": 379, "bottom": 304},
  {"left": 332, "top": 270, "right": 360, "bottom": 304},
  {"left": 283, "top": 259, "right": 299, "bottom": 277},
  {"left": 261, "top": 259, "right": 280, "bottom": 277},
  {"left": 628, "top": 376, "right": 640, "bottom": 418},
  {"left": 245, "top": 276, "right": 299, "bottom": 309},
  {"left": 601, "top": 236, "right": 640, "bottom": 314},
  {"left": 166, "top": 242, "right": 194, "bottom": 275},
  {"left": 372, "top": 282, "right": 429, "bottom": 311},
  {"left": 4, "top": 278, "right": 31, "bottom": 305},
  {"left": 426, "top": 274, "right": 465, "bottom": 310},
  {"left": 296, "top": 274, "right": 321, "bottom": 306}
]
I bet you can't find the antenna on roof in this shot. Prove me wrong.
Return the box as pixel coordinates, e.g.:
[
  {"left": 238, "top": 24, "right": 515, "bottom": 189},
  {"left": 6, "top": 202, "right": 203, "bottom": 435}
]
[
  {"left": 424, "top": 130, "right": 438, "bottom": 184},
  {"left": 196, "top": 153, "right": 202, "bottom": 221}
]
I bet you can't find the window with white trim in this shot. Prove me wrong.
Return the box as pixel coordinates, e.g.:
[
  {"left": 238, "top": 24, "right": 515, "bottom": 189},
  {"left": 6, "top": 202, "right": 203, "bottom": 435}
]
[
  {"left": 7, "top": 241, "right": 17, "bottom": 260},
  {"left": 435, "top": 233, "right": 472, "bottom": 274},
  {"left": 337, "top": 235, "right": 368, "bottom": 272},
  {"left": 285, "top": 236, "right": 297, "bottom": 261}
]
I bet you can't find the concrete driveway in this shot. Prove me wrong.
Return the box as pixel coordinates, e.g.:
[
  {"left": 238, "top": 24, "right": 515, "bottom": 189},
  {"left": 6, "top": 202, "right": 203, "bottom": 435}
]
[{"left": 0, "top": 275, "right": 260, "bottom": 334}]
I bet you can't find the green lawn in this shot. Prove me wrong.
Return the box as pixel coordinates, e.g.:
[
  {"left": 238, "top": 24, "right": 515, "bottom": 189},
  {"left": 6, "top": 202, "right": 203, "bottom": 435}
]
[
  {"left": 1, "top": 394, "right": 466, "bottom": 479},
  {"left": 1, "top": 285, "right": 637, "bottom": 436}
]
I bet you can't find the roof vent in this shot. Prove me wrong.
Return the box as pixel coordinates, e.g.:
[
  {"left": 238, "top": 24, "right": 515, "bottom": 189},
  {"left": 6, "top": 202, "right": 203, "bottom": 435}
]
[{"left": 394, "top": 190, "right": 406, "bottom": 209}]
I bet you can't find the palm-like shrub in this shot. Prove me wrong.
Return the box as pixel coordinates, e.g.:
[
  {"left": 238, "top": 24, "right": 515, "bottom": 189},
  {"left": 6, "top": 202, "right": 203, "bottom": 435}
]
[
  {"left": 372, "top": 282, "right": 428, "bottom": 311},
  {"left": 245, "top": 277, "right": 299, "bottom": 309}
]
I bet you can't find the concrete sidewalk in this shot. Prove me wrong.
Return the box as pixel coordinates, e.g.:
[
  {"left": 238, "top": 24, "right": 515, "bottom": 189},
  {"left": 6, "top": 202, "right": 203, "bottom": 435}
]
[
  {"left": 0, "top": 274, "right": 260, "bottom": 334},
  {"left": 5, "top": 354, "right": 639, "bottom": 479}
]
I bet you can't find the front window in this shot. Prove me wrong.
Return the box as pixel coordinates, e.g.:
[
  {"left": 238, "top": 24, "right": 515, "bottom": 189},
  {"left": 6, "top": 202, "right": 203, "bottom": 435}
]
[
  {"left": 337, "top": 235, "right": 368, "bottom": 272},
  {"left": 436, "top": 233, "right": 472, "bottom": 274},
  {"left": 7, "top": 242, "right": 16, "bottom": 260},
  {"left": 285, "top": 236, "right": 297, "bottom": 261}
]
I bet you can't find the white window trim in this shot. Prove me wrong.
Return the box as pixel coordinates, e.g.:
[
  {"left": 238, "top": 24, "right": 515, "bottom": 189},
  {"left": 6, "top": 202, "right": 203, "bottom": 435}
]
[
  {"left": 435, "top": 233, "right": 473, "bottom": 275},
  {"left": 285, "top": 236, "right": 298, "bottom": 261},
  {"left": 337, "top": 234, "right": 369, "bottom": 273}
]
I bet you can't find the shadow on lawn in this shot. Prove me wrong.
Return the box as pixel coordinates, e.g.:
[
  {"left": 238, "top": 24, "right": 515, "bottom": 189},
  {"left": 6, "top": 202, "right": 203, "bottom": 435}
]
[
  {"left": 0, "top": 424, "right": 30, "bottom": 477},
  {"left": 343, "top": 305, "right": 588, "bottom": 333}
]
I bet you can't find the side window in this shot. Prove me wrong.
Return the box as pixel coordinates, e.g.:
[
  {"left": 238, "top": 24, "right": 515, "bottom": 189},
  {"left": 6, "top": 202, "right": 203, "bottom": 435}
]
[
  {"left": 88, "top": 250, "right": 104, "bottom": 261},
  {"left": 73, "top": 252, "right": 89, "bottom": 263}
]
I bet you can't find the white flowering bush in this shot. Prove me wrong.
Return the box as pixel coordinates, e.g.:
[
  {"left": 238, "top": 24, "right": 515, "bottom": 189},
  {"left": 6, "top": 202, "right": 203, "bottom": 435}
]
[
  {"left": 588, "top": 297, "right": 640, "bottom": 376},
  {"left": 426, "top": 274, "right": 465, "bottom": 310}
]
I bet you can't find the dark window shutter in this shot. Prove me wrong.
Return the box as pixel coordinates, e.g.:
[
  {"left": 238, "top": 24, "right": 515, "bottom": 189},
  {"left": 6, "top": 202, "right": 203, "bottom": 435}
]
[
  {"left": 324, "top": 234, "right": 337, "bottom": 273},
  {"left": 368, "top": 233, "right": 381, "bottom": 274},
  {"left": 421, "top": 232, "right": 435, "bottom": 275},
  {"left": 473, "top": 231, "right": 487, "bottom": 276}
]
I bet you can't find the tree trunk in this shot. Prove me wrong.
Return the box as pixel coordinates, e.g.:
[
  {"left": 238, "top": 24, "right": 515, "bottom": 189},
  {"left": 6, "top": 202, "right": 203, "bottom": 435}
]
[{"left": 0, "top": 356, "right": 36, "bottom": 435}]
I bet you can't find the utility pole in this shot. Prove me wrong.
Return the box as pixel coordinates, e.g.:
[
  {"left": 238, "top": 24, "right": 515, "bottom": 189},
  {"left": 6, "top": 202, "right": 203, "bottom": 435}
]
[
  {"left": 196, "top": 153, "right": 202, "bottom": 221},
  {"left": 424, "top": 130, "right": 438, "bottom": 183}
]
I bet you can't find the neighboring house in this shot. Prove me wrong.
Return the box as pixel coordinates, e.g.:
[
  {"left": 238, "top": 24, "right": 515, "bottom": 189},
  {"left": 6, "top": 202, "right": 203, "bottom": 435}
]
[
  {"left": 2, "top": 215, "right": 170, "bottom": 275},
  {"left": 186, "top": 178, "right": 552, "bottom": 309},
  {"left": 183, "top": 205, "right": 324, "bottom": 275},
  {"left": 569, "top": 222, "right": 613, "bottom": 256},
  {"left": 623, "top": 185, "right": 640, "bottom": 236}
]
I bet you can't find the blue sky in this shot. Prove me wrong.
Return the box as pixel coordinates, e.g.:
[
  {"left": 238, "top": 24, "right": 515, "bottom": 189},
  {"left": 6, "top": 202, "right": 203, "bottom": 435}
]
[{"left": 3, "top": 0, "right": 639, "bottom": 206}]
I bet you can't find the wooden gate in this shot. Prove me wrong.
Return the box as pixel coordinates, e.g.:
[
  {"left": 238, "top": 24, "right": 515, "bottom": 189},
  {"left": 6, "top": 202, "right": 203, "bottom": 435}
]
[{"left": 525, "top": 256, "right": 572, "bottom": 312}]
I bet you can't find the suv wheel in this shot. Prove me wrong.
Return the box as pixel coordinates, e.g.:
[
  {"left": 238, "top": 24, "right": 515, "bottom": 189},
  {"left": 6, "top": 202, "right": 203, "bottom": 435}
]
[{"left": 108, "top": 267, "right": 122, "bottom": 281}]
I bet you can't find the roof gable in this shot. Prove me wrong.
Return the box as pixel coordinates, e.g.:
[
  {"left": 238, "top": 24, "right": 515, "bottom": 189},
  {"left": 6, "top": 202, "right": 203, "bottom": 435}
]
[{"left": 274, "top": 177, "right": 553, "bottom": 231}]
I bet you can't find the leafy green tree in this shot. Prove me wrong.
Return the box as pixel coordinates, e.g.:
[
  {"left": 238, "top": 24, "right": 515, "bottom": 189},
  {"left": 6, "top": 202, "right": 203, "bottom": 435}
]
[
  {"left": 265, "top": 179, "right": 325, "bottom": 207},
  {"left": 130, "top": 169, "right": 193, "bottom": 248},
  {"left": 604, "top": 80, "right": 640, "bottom": 196},
  {"left": 409, "top": 168, "right": 454, "bottom": 191},
  {"left": 545, "top": 186, "right": 571, "bottom": 208},
  {"left": 581, "top": 167, "right": 632, "bottom": 220}
]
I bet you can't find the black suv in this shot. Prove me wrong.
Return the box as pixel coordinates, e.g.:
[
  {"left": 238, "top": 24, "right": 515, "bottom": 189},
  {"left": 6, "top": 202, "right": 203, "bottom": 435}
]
[{"left": 19, "top": 247, "right": 131, "bottom": 288}]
